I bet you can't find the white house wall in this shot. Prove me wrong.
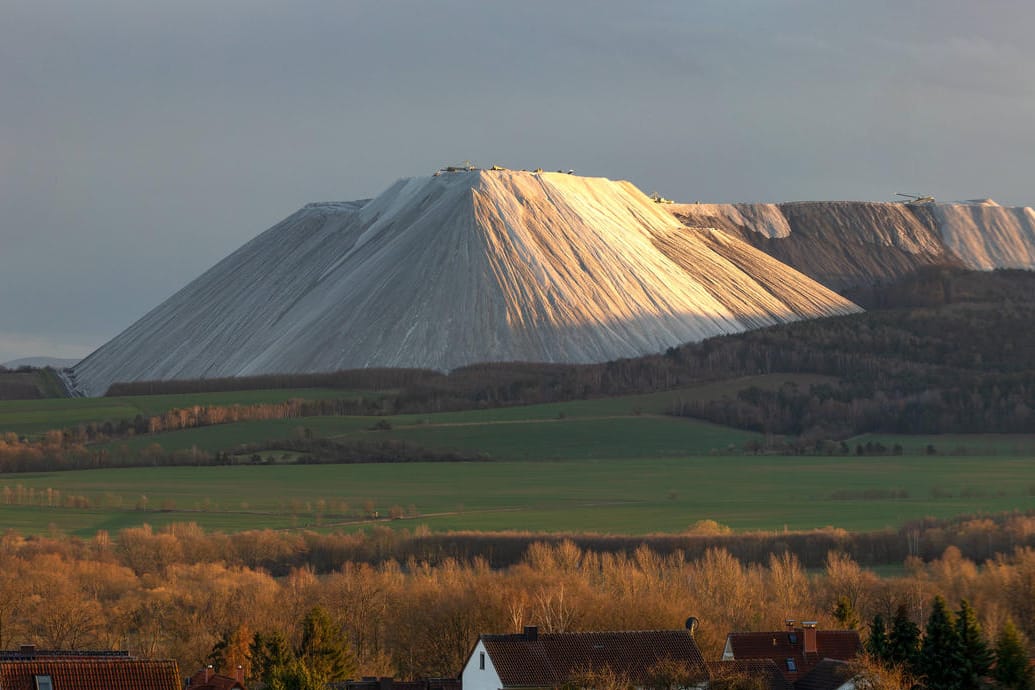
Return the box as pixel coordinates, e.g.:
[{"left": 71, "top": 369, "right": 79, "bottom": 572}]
[{"left": 461, "top": 640, "right": 503, "bottom": 690}]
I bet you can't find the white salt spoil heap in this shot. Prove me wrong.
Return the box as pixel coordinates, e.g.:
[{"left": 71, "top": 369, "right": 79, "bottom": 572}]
[
  {"left": 70, "top": 170, "right": 859, "bottom": 396},
  {"left": 932, "top": 200, "right": 1035, "bottom": 271},
  {"left": 669, "top": 198, "right": 1035, "bottom": 291}
]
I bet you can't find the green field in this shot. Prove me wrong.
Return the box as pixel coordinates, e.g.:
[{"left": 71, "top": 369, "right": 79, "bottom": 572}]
[
  {"left": 0, "top": 388, "right": 362, "bottom": 436},
  {"left": 93, "top": 373, "right": 829, "bottom": 456},
  {"left": 0, "top": 373, "right": 830, "bottom": 439},
  {"left": 848, "top": 432, "right": 1035, "bottom": 456},
  {"left": 2, "top": 374, "right": 1034, "bottom": 538},
  {"left": 101, "top": 414, "right": 757, "bottom": 458},
  {"left": 1, "top": 453, "right": 1034, "bottom": 538}
]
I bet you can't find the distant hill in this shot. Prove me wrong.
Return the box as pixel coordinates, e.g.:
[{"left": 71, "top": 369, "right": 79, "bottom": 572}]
[
  {"left": 69, "top": 170, "right": 857, "bottom": 397},
  {"left": 669, "top": 199, "right": 1035, "bottom": 291},
  {"left": 1, "top": 357, "right": 79, "bottom": 369},
  {"left": 0, "top": 366, "right": 68, "bottom": 401}
]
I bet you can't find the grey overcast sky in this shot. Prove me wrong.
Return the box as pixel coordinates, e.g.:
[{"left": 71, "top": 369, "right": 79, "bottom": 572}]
[{"left": 1, "top": 0, "right": 1033, "bottom": 363}]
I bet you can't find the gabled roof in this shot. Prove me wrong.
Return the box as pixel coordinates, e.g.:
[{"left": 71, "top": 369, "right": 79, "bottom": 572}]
[
  {"left": 724, "top": 629, "right": 861, "bottom": 683},
  {"left": 793, "top": 658, "right": 854, "bottom": 690},
  {"left": 0, "top": 656, "right": 181, "bottom": 690},
  {"left": 339, "top": 679, "right": 460, "bottom": 690},
  {"left": 188, "top": 668, "right": 246, "bottom": 690},
  {"left": 705, "top": 660, "right": 793, "bottom": 690},
  {"left": 480, "top": 629, "right": 706, "bottom": 689}
]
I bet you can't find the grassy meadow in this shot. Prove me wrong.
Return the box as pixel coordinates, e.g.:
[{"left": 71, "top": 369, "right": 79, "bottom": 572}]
[
  {"left": 1, "top": 453, "right": 1034, "bottom": 538},
  {"left": 0, "top": 373, "right": 1033, "bottom": 538},
  {"left": 0, "top": 387, "right": 359, "bottom": 437}
]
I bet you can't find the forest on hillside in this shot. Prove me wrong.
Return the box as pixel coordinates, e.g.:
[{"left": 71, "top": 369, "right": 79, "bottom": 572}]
[
  {"left": 0, "top": 268, "right": 1028, "bottom": 480},
  {"left": 104, "top": 269, "right": 1035, "bottom": 440}
]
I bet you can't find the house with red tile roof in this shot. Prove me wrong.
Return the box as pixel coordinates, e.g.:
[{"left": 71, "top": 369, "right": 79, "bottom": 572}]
[
  {"left": 0, "top": 646, "right": 180, "bottom": 690},
  {"left": 791, "top": 659, "right": 855, "bottom": 690},
  {"left": 721, "top": 621, "right": 861, "bottom": 688},
  {"left": 705, "top": 660, "right": 793, "bottom": 690},
  {"left": 340, "top": 677, "right": 460, "bottom": 690},
  {"left": 187, "top": 666, "right": 246, "bottom": 690},
  {"left": 462, "top": 626, "right": 709, "bottom": 690}
]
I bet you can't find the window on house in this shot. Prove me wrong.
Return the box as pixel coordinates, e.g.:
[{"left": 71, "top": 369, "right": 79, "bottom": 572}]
[
  {"left": 786, "top": 659, "right": 797, "bottom": 672},
  {"left": 479, "top": 652, "right": 485, "bottom": 670},
  {"left": 35, "top": 676, "right": 54, "bottom": 690}
]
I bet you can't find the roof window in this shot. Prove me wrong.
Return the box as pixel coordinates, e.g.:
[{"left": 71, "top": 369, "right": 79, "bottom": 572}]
[
  {"left": 786, "top": 658, "right": 797, "bottom": 672},
  {"left": 35, "top": 676, "right": 54, "bottom": 690}
]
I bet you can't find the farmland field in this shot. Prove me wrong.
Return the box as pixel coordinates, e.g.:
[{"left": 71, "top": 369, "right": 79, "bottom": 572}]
[
  {"left": 0, "top": 388, "right": 361, "bottom": 436},
  {"left": 1, "top": 374, "right": 1034, "bottom": 538},
  {"left": 2, "top": 451, "right": 1034, "bottom": 538},
  {"left": 92, "top": 373, "right": 830, "bottom": 456}
]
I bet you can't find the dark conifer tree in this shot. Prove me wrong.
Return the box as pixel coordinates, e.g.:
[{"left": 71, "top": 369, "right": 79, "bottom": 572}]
[
  {"left": 993, "top": 619, "right": 1032, "bottom": 690},
  {"left": 955, "top": 599, "right": 992, "bottom": 690},
  {"left": 919, "top": 596, "right": 963, "bottom": 690},
  {"left": 888, "top": 604, "right": 921, "bottom": 673},
  {"left": 834, "top": 595, "right": 860, "bottom": 630},
  {"left": 297, "top": 606, "right": 355, "bottom": 683},
  {"left": 866, "top": 614, "right": 889, "bottom": 663},
  {"left": 249, "top": 631, "right": 293, "bottom": 686}
]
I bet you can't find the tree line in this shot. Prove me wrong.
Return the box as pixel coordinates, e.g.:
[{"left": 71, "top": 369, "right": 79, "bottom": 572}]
[
  {"left": 0, "top": 431, "right": 482, "bottom": 474},
  {"left": 861, "top": 597, "right": 1031, "bottom": 689},
  {"left": 1, "top": 527, "right": 1034, "bottom": 686}
]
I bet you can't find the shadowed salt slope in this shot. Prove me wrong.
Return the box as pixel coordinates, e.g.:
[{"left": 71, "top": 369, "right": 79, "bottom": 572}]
[
  {"left": 669, "top": 201, "right": 957, "bottom": 290},
  {"left": 70, "top": 171, "right": 858, "bottom": 396},
  {"left": 670, "top": 199, "right": 1035, "bottom": 290},
  {"left": 932, "top": 200, "right": 1035, "bottom": 270}
]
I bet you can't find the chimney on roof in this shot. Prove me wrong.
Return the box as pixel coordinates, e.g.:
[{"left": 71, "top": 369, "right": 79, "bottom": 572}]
[
  {"left": 524, "top": 626, "right": 538, "bottom": 641},
  {"left": 785, "top": 619, "right": 797, "bottom": 629},
  {"left": 20, "top": 645, "right": 36, "bottom": 656},
  {"left": 802, "top": 622, "right": 818, "bottom": 654},
  {"left": 235, "top": 666, "right": 244, "bottom": 684},
  {"left": 205, "top": 665, "right": 213, "bottom": 683}
]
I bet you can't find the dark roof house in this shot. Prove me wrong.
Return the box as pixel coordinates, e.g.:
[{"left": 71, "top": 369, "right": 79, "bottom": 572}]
[
  {"left": 340, "top": 678, "right": 460, "bottom": 690},
  {"left": 187, "top": 666, "right": 246, "bottom": 690},
  {"left": 704, "top": 660, "right": 793, "bottom": 690},
  {"left": 722, "top": 622, "right": 861, "bottom": 687},
  {"left": 461, "top": 626, "right": 708, "bottom": 690},
  {"left": 792, "top": 659, "right": 855, "bottom": 690},
  {"left": 0, "top": 647, "right": 180, "bottom": 690}
]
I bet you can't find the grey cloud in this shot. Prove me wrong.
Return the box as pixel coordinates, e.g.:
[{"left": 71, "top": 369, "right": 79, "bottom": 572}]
[{"left": 1, "top": 0, "right": 1033, "bottom": 361}]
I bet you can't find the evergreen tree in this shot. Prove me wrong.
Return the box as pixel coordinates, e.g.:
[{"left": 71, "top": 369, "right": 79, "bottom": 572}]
[
  {"left": 249, "top": 631, "right": 293, "bottom": 686},
  {"left": 297, "top": 606, "right": 355, "bottom": 683},
  {"left": 993, "top": 619, "right": 1032, "bottom": 690},
  {"left": 268, "top": 659, "right": 326, "bottom": 690},
  {"left": 208, "top": 625, "right": 252, "bottom": 677},
  {"left": 866, "top": 614, "right": 890, "bottom": 663},
  {"left": 209, "top": 631, "right": 232, "bottom": 673},
  {"left": 919, "top": 596, "right": 963, "bottom": 690},
  {"left": 954, "top": 599, "right": 992, "bottom": 690},
  {"left": 834, "top": 595, "right": 860, "bottom": 630},
  {"left": 888, "top": 605, "right": 921, "bottom": 673}
]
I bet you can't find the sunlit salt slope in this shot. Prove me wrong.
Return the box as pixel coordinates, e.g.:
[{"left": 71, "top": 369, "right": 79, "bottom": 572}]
[
  {"left": 70, "top": 171, "right": 858, "bottom": 396},
  {"left": 669, "top": 199, "right": 1035, "bottom": 290}
]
